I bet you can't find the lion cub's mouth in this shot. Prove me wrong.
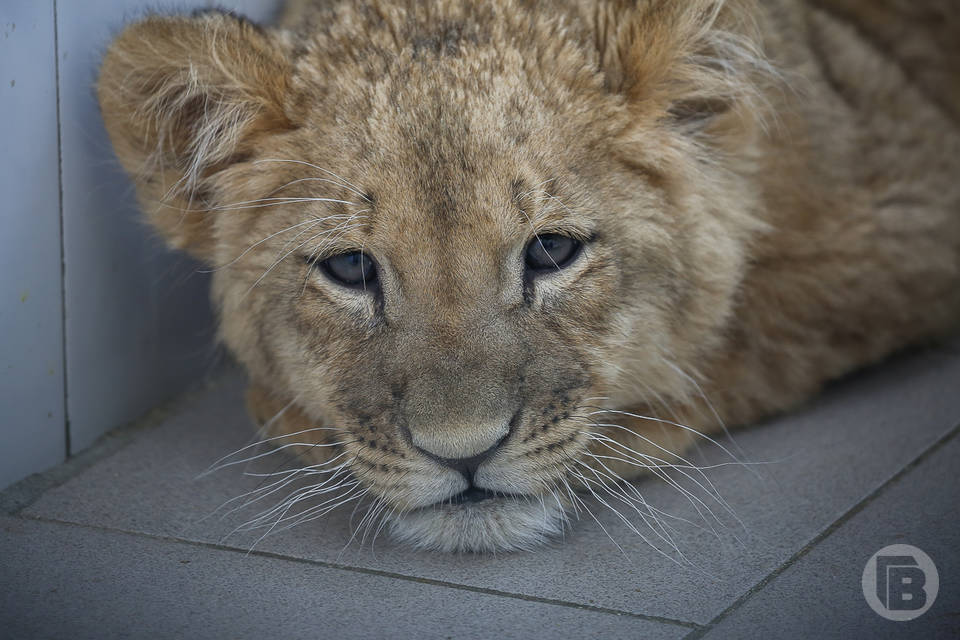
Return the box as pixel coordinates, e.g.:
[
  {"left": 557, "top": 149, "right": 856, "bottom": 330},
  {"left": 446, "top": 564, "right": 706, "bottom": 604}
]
[
  {"left": 445, "top": 487, "right": 526, "bottom": 506},
  {"left": 390, "top": 489, "right": 567, "bottom": 553}
]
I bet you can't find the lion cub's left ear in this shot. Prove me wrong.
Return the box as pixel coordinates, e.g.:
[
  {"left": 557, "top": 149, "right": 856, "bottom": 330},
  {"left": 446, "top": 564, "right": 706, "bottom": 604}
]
[
  {"left": 594, "top": 0, "right": 774, "bottom": 137},
  {"left": 98, "top": 11, "right": 293, "bottom": 259}
]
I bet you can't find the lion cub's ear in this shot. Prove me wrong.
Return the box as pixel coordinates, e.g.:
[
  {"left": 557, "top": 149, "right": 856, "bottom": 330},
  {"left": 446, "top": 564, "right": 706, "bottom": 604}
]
[
  {"left": 594, "top": 0, "right": 772, "bottom": 134},
  {"left": 98, "top": 11, "right": 293, "bottom": 259}
]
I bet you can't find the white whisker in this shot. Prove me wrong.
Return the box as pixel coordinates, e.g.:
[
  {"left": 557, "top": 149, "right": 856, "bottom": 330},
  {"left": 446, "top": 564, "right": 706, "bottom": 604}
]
[
  {"left": 585, "top": 430, "right": 733, "bottom": 531},
  {"left": 560, "top": 466, "right": 629, "bottom": 558},
  {"left": 253, "top": 159, "right": 371, "bottom": 202},
  {"left": 200, "top": 215, "right": 359, "bottom": 273},
  {"left": 586, "top": 408, "right": 745, "bottom": 467},
  {"left": 204, "top": 440, "right": 354, "bottom": 475}
]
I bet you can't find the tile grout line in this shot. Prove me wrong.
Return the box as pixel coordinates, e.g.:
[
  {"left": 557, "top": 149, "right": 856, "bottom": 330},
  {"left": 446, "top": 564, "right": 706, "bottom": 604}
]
[
  {"left": 683, "top": 421, "right": 960, "bottom": 639},
  {"left": 52, "top": 0, "right": 70, "bottom": 459},
  {"left": 15, "top": 512, "right": 701, "bottom": 631}
]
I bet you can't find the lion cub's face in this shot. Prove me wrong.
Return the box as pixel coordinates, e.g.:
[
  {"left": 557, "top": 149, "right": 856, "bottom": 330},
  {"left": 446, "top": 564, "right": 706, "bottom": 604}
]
[{"left": 99, "top": 2, "right": 762, "bottom": 551}]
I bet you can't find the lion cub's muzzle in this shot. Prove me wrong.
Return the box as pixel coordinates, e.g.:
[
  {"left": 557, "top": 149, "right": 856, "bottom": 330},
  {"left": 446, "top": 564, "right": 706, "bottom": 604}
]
[{"left": 409, "top": 425, "right": 513, "bottom": 504}]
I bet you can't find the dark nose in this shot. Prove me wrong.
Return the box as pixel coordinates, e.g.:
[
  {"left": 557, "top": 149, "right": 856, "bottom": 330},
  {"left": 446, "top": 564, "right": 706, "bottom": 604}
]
[{"left": 419, "top": 435, "right": 506, "bottom": 483}]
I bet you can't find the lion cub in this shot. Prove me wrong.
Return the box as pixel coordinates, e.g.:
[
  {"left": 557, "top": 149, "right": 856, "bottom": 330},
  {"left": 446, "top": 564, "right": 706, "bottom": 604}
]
[{"left": 98, "top": 0, "right": 959, "bottom": 551}]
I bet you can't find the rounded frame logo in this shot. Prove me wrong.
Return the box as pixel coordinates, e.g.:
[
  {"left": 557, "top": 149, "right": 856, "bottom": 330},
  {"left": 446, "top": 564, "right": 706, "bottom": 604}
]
[{"left": 862, "top": 544, "right": 939, "bottom": 621}]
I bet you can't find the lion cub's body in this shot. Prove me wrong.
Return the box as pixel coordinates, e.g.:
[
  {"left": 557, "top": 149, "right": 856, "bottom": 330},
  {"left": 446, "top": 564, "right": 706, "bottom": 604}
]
[{"left": 98, "top": 0, "right": 960, "bottom": 551}]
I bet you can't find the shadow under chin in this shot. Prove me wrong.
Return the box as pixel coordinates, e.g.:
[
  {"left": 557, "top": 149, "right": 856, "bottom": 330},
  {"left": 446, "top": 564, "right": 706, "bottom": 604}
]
[{"left": 388, "top": 496, "right": 567, "bottom": 553}]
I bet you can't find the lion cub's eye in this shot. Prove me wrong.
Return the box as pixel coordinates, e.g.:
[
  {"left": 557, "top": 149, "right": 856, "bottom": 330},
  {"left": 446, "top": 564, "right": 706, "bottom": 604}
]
[
  {"left": 524, "top": 234, "right": 582, "bottom": 273},
  {"left": 318, "top": 251, "right": 377, "bottom": 289}
]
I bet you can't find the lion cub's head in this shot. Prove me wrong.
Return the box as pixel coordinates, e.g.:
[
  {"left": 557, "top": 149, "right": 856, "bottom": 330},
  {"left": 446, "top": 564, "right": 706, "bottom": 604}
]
[{"left": 99, "top": 0, "right": 769, "bottom": 551}]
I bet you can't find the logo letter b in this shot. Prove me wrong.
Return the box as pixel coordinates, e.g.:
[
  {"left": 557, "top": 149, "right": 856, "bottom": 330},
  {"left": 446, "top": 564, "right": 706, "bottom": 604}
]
[{"left": 888, "top": 566, "right": 927, "bottom": 611}]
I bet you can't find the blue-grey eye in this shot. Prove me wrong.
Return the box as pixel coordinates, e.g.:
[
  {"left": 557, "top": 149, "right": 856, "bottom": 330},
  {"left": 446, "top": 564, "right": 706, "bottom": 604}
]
[
  {"left": 319, "top": 251, "right": 377, "bottom": 289},
  {"left": 524, "top": 234, "right": 581, "bottom": 272}
]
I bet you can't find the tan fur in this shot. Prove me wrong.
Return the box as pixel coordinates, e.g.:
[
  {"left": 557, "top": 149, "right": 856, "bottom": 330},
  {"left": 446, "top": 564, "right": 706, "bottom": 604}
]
[{"left": 98, "top": 0, "right": 960, "bottom": 551}]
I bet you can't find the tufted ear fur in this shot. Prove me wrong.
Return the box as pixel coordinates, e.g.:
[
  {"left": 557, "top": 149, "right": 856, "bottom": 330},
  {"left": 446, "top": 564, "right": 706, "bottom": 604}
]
[
  {"left": 593, "top": 0, "right": 773, "bottom": 134},
  {"left": 97, "top": 11, "right": 293, "bottom": 259}
]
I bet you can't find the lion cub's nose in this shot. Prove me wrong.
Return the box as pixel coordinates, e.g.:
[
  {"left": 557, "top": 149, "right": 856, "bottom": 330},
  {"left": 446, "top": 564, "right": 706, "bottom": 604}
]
[
  {"left": 410, "top": 421, "right": 510, "bottom": 463},
  {"left": 425, "top": 436, "right": 507, "bottom": 483}
]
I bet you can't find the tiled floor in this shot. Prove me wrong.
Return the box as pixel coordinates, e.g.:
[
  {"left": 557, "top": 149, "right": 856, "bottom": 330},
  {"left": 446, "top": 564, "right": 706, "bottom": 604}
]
[{"left": 2, "top": 344, "right": 959, "bottom": 639}]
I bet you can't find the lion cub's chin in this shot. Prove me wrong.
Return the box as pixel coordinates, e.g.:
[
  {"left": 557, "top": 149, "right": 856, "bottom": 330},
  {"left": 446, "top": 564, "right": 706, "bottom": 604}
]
[{"left": 388, "top": 496, "right": 567, "bottom": 553}]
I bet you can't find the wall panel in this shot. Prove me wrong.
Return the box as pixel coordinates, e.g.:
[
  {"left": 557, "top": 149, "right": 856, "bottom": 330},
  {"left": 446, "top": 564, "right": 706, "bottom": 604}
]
[{"left": 0, "top": 2, "right": 66, "bottom": 487}]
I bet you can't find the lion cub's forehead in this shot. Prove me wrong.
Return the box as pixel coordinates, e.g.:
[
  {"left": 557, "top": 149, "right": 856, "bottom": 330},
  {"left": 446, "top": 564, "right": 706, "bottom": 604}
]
[
  {"left": 289, "top": 0, "right": 607, "bottom": 171},
  {"left": 363, "top": 154, "right": 524, "bottom": 280},
  {"left": 298, "top": 85, "right": 551, "bottom": 259}
]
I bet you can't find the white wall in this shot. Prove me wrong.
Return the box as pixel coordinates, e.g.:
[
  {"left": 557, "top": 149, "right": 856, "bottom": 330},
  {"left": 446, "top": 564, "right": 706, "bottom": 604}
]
[
  {"left": 1, "top": 2, "right": 65, "bottom": 489},
  {"left": 1, "top": 0, "right": 283, "bottom": 489}
]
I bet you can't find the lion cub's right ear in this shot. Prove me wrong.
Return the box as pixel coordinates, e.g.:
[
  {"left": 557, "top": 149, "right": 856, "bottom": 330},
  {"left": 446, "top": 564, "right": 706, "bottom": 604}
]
[{"left": 98, "top": 12, "right": 293, "bottom": 260}]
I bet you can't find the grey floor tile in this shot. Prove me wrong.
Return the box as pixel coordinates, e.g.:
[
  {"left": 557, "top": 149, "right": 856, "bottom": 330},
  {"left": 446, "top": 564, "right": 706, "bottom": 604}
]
[
  {"left": 0, "top": 516, "right": 684, "bottom": 640},
  {"left": 699, "top": 432, "right": 960, "bottom": 640},
  {"left": 21, "top": 344, "right": 960, "bottom": 625}
]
